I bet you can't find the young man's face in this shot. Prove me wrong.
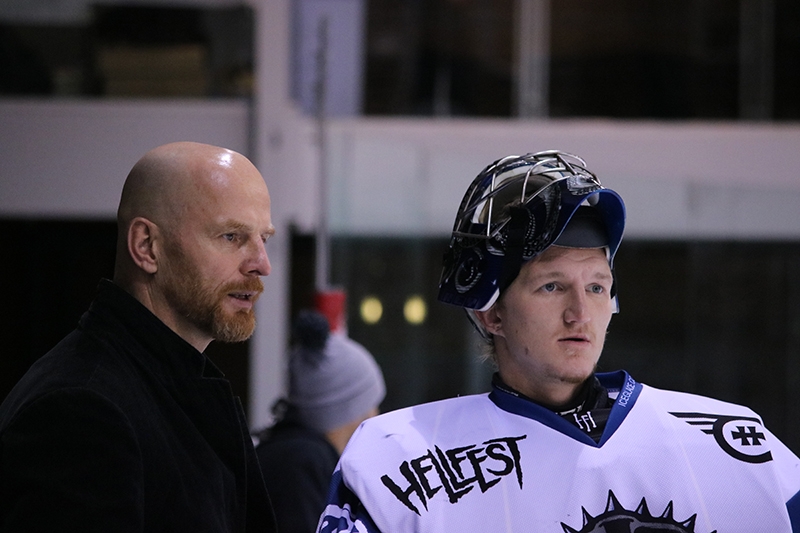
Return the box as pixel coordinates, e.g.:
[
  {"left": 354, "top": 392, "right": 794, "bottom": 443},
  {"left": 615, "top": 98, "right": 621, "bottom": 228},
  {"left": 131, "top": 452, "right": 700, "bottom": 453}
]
[
  {"left": 477, "top": 246, "right": 615, "bottom": 406},
  {"left": 157, "top": 153, "right": 274, "bottom": 347}
]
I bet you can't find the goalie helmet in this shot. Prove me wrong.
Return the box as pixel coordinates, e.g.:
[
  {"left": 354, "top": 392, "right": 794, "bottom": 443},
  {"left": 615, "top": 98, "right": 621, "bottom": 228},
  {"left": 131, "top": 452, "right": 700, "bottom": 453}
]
[{"left": 437, "top": 150, "right": 626, "bottom": 315}]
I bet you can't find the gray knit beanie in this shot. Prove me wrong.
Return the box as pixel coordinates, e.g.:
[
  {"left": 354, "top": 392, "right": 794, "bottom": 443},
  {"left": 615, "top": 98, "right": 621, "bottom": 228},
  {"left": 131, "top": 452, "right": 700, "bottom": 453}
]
[{"left": 288, "top": 311, "right": 386, "bottom": 434}]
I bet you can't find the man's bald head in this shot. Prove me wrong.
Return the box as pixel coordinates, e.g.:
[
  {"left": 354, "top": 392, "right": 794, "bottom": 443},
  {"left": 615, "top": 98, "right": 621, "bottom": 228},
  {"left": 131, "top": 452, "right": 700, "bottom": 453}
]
[{"left": 113, "top": 141, "right": 268, "bottom": 288}]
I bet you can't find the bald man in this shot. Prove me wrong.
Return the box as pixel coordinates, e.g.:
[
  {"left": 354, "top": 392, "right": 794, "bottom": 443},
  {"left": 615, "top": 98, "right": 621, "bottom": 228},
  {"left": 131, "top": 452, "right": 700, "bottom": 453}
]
[{"left": 0, "top": 143, "right": 277, "bottom": 532}]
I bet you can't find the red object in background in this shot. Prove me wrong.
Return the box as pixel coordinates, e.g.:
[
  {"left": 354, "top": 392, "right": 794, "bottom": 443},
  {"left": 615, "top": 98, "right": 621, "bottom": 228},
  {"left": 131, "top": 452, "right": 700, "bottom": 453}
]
[{"left": 314, "top": 289, "right": 347, "bottom": 333}]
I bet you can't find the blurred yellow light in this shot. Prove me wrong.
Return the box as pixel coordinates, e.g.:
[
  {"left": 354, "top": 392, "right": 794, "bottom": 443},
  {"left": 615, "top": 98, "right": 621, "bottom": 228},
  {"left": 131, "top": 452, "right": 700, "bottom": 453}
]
[
  {"left": 404, "top": 295, "right": 427, "bottom": 325},
  {"left": 360, "top": 296, "right": 383, "bottom": 324}
]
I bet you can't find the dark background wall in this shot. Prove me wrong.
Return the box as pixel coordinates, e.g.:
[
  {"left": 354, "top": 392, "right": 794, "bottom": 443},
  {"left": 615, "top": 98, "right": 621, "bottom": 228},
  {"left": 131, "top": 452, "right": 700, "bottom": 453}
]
[{"left": 3, "top": 221, "right": 799, "bottom": 454}]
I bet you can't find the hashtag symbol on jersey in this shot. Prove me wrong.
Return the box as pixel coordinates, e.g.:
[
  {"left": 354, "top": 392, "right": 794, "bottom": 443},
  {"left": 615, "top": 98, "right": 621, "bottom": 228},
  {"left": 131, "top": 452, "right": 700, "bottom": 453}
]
[{"left": 731, "top": 425, "right": 765, "bottom": 446}]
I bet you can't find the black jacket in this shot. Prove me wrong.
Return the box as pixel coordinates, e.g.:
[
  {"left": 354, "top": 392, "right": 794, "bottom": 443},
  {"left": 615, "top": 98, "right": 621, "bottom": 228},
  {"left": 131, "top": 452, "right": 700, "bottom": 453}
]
[
  {"left": 0, "top": 280, "right": 276, "bottom": 532},
  {"left": 255, "top": 405, "right": 339, "bottom": 533}
]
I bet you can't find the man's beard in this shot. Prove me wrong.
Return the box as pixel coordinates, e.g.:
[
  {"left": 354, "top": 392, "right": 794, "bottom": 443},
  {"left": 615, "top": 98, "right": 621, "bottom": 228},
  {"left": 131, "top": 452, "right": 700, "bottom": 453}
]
[{"left": 162, "top": 247, "right": 263, "bottom": 344}]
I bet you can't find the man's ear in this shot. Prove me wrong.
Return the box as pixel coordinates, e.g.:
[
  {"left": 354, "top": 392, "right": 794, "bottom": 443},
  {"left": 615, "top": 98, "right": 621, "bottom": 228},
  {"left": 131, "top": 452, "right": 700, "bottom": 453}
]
[
  {"left": 127, "top": 217, "right": 159, "bottom": 274},
  {"left": 474, "top": 305, "right": 503, "bottom": 337}
]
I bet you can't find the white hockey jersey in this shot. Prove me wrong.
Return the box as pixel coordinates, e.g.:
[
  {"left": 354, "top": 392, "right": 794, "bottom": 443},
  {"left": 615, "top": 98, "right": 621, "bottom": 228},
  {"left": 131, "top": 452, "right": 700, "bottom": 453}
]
[{"left": 317, "top": 371, "right": 800, "bottom": 532}]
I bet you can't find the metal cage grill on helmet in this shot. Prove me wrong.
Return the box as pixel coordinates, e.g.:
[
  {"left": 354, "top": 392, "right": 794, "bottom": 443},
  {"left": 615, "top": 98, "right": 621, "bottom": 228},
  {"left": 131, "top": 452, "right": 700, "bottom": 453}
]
[{"left": 438, "top": 151, "right": 626, "bottom": 311}]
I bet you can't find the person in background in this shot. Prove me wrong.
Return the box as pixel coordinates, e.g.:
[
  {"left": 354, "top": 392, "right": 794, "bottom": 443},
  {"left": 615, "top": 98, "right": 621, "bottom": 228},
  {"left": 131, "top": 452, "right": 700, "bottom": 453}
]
[
  {"left": 0, "top": 141, "right": 277, "bottom": 532},
  {"left": 315, "top": 151, "right": 800, "bottom": 532},
  {"left": 256, "top": 309, "right": 385, "bottom": 533}
]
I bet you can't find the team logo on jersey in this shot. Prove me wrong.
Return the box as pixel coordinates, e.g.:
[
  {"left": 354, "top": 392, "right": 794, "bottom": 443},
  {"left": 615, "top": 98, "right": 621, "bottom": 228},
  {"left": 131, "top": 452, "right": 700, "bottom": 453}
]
[
  {"left": 669, "top": 412, "right": 773, "bottom": 464},
  {"left": 561, "top": 490, "right": 717, "bottom": 533},
  {"left": 380, "top": 435, "right": 526, "bottom": 514}
]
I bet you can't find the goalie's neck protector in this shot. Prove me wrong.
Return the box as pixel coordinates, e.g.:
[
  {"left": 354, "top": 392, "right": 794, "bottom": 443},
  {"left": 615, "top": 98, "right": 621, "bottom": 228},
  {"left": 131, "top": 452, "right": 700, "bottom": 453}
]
[{"left": 437, "top": 150, "right": 626, "bottom": 315}]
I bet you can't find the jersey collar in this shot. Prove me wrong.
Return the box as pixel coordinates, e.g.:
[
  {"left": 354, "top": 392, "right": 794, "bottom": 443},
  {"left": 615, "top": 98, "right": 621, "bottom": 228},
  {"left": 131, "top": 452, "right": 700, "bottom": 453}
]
[{"left": 488, "top": 370, "right": 642, "bottom": 447}]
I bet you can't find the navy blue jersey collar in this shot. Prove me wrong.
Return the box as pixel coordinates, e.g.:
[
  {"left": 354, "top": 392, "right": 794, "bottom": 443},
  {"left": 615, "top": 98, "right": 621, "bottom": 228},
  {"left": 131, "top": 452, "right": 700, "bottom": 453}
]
[{"left": 489, "top": 370, "right": 642, "bottom": 447}]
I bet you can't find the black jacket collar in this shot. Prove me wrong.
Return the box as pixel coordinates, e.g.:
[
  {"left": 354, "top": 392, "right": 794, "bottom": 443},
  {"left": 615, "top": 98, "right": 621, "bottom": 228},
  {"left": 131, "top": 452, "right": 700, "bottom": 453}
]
[{"left": 80, "top": 279, "right": 224, "bottom": 381}]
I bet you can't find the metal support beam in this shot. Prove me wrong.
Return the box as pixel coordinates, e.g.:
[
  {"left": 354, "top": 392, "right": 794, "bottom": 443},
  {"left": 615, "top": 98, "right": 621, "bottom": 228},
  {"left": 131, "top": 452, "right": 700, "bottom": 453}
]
[{"left": 515, "top": 0, "right": 550, "bottom": 118}]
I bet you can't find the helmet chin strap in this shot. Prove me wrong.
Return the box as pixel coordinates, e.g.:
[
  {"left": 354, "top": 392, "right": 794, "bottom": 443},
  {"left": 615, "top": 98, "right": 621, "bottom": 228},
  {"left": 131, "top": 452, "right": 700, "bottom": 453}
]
[
  {"left": 498, "top": 206, "right": 530, "bottom": 294},
  {"left": 474, "top": 206, "right": 530, "bottom": 344},
  {"left": 465, "top": 308, "right": 492, "bottom": 342}
]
